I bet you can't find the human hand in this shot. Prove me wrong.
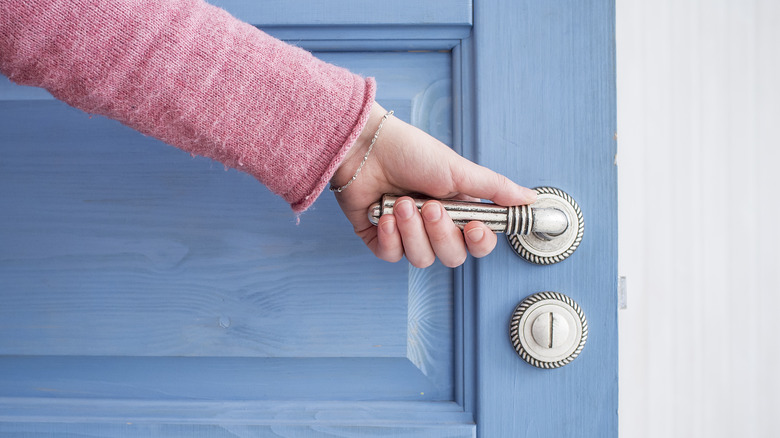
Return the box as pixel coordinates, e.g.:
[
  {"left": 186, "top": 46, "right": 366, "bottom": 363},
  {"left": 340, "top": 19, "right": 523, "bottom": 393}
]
[{"left": 331, "top": 102, "right": 537, "bottom": 268}]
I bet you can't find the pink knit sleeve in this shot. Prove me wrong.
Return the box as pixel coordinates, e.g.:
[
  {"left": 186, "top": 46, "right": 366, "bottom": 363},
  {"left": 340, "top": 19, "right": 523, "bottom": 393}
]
[{"left": 0, "top": 0, "right": 375, "bottom": 213}]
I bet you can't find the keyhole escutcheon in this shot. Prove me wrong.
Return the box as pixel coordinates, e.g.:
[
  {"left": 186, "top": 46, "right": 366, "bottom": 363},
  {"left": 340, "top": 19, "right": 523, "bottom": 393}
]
[{"left": 510, "top": 292, "right": 588, "bottom": 369}]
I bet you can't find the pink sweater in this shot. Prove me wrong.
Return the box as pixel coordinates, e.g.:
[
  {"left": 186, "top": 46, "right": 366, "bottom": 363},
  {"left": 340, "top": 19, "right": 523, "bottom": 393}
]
[{"left": 0, "top": 0, "right": 375, "bottom": 212}]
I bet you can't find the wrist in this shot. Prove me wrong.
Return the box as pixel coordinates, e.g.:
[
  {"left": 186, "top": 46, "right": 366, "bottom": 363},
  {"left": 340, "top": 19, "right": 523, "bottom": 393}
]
[{"left": 331, "top": 101, "right": 387, "bottom": 189}]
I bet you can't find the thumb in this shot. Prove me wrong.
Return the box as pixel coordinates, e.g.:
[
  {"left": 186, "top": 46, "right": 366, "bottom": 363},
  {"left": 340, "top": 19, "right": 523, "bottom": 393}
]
[{"left": 452, "top": 158, "right": 537, "bottom": 206}]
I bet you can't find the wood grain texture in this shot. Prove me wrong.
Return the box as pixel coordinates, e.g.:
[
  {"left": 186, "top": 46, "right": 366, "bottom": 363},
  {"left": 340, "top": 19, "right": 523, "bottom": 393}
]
[
  {"left": 406, "top": 265, "right": 453, "bottom": 396},
  {"left": 472, "top": 0, "right": 617, "bottom": 436},
  {"left": 0, "top": 357, "right": 450, "bottom": 400},
  {"left": 0, "top": 398, "right": 474, "bottom": 437},
  {"left": 210, "top": 0, "right": 472, "bottom": 27},
  {"left": 1, "top": 396, "right": 476, "bottom": 437},
  {"left": 0, "top": 423, "right": 475, "bottom": 438},
  {"left": 0, "top": 398, "right": 471, "bottom": 422},
  {"left": 451, "top": 41, "right": 478, "bottom": 418},
  {"left": 0, "top": 424, "right": 474, "bottom": 438},
  {"left": 0, "top": 100, "right": 411, "bottom": 357},
  {"left": 0, "top": 0, "right": 621, "bottom": 435},
  {"left": 617, "top": 1, "right": 780, "bottom": 436},
  {"left": 210, "top": 0, "right": 472, "bottom": 46},
  {"left": 0, "top": 52, "right": 451, "bottom": 360},
  {"left": 0, "top": 48, "right": 463, "bottom": 433}
]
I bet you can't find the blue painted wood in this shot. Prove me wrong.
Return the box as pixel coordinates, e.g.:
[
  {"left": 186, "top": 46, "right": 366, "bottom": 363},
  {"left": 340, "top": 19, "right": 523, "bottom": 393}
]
[
  {"left": 0, "top": 398, "right": 475, "bottom": 436},
  {"left": 0, "top": 399, "right": 471, "bottom": 424},
  {"left": 282, "top": 39, "right": 465, "bottom": 52},
  {"left": 0, "top": 0, "right": 618, "bottom": 435},
  {"left": 0, "top": 52, "right": 451, "bottom": 362},
  {"left": 472, "top": 0, "right": 618, "bottom": 436},
  {"left": 209, "top": 0, "right": 472, "bottom": 27},
  {"left": 0, "top": 49, "right": 464, "bottom": 433},
  {"left": 0, "top": 357, "right": 447, "bottom": 401},
  {"left": 451, "top": 38, "right": 478, "bottom": 417},
  {"left": 263, "top": 28, "right": 470, "bottom": 48},
  {"left": 0, "top": 423, "right": 475, "bottom": 438},
  {"left": 209, "top": 0, "right": 472, "bottom": 47}
]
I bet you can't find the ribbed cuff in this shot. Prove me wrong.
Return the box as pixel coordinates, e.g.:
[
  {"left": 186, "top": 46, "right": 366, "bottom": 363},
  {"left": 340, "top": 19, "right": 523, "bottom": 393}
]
[{"left": 290, "top": 76, "right": 376, "bottom": 213}]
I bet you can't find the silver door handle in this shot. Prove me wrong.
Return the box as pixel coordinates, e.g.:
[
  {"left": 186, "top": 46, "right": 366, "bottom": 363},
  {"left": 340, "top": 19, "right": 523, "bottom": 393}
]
[{"left": 367, "top": 187, "right": 584, "bottom": 265}]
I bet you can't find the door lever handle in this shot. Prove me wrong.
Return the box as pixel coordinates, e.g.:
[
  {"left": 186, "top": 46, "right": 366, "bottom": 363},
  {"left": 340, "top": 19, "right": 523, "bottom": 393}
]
[
  {"left": 367, "top": 187, "right": 583, "bottom": 265},
  {"left": 368, "top": 195, "right": 567, "bottom": 235}
]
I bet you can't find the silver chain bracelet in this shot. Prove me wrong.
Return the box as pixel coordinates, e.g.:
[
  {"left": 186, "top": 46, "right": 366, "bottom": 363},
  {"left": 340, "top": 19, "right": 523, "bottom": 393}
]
[{"left": 330, "top": 110, "right": 394, "bottom": 193}]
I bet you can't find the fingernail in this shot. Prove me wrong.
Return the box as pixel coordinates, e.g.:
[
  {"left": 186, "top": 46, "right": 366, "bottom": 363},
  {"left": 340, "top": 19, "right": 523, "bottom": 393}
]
[
  {"left": 522, "top": 187, "right": 538, "bottom": 203},
  {"left": 395, "top": 200, "right": 414, "bottom": 220},
  {"left": 422, "top": 203, "right": 442, "bottom": 221},
  {"left": 380, "top": 219, "right": 395, "bottom": 234},
  {"left": 466, "top": 227, "right": 484, "bottom": 242}
]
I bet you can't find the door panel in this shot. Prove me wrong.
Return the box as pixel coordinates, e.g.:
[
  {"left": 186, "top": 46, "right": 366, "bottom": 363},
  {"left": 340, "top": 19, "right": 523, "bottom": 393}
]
[
  {"left": 0, "top": 52, "right": 451, "bottom": 360},
  {"left": 0, "top": 52, "right": 458, "bottom": 405}
]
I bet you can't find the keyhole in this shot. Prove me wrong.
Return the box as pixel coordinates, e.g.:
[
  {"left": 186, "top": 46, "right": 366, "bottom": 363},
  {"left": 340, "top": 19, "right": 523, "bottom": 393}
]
[
  {"left": 531, "top": 311, "right": 570, "bottom": 350},
  {"left": 547, "top": 312, "right": 554, "bottom": 348}
]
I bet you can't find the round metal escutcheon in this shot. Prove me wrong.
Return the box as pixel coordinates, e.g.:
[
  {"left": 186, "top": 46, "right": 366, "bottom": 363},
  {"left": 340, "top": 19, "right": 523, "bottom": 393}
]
[
  {"left": 509, "top": 292, "right": 588, "bottom": 369},
  {"left": 507, "top": 187, "right": 584, "bottom": 265}
]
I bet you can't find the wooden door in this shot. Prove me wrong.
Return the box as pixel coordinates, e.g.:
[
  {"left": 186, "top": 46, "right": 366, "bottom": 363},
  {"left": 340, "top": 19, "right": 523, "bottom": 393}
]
[{"left": 0, "top": 0, "right": 616, "bottom": 436}]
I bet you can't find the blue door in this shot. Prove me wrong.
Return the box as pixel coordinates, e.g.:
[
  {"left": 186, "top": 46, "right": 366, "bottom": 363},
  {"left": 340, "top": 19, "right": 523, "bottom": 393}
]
[{"left": 0, "top": 1, "right": 616, "bottom": 436}]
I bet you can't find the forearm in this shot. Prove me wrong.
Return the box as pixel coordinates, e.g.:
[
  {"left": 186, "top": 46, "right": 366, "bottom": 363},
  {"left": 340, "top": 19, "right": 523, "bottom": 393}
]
[{"left": 0, "top": 0, "right": 374, "bottom": 212}]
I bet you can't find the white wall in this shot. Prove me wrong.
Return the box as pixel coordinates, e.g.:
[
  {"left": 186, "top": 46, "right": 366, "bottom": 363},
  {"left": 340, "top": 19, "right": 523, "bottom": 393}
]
[{"left": 617, "top": 0, "right": 780, "bottom": 437}]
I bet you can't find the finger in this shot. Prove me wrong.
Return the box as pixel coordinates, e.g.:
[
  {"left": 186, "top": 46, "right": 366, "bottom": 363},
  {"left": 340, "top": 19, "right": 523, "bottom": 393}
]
[
  {"left": 421, "top": 201, "right": 468, "bottom": 268},
  {"left": 464, "top": 221, "right": 498, "bottom": 258},
  {"left": 452, "top": 158, "right": 537, "bottom": 206},
  {"left": 375, "top": 214, "right": 404, "bottom": 262},
  {"left": 393, "top": 197, "right": 436, "bottom": 268},
  {"left": 450, "top": 193, "right": 481, "bottom": 203}
]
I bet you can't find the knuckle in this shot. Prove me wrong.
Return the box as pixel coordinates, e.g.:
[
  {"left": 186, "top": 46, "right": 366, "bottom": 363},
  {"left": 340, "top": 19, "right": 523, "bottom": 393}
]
[
  {"left": 424, "top": 218, "right": 456, "bottom": 245},
  {"left": 444, "top": 253, "right": 468, "bottom": 268},
  {"left": 495, "top": 173, "right": 510, "bottom": 197},
  {"left": 427, "top": 228, "right": 451, "bottom": 245}
]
